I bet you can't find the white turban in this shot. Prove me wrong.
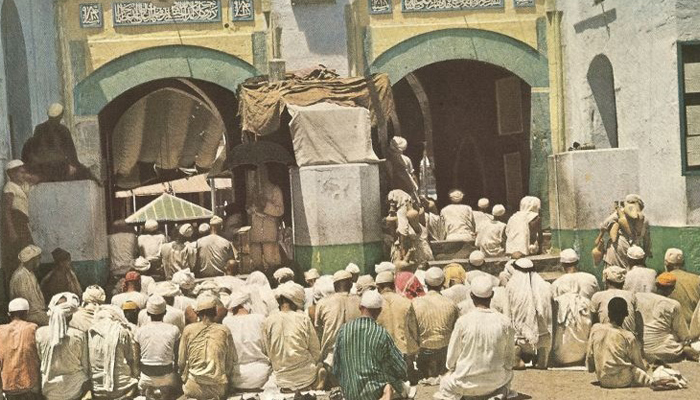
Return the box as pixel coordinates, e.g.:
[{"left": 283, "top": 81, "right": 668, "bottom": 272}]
[
  {"left": 469, "top": 251, "right": 486, "bottom": 267},
  {"left": 179, "top": 223, "right": 193, "bottom": 238},
  {"left": 134, "top": 256, "right": 151, "bottom": 272},
  {"left": 665, "top": 248, "right": 684, "bottom": 265},
  {"left": 514, "top": 258, "right": 535, "bottom": 270},
  {"left": 478, "top": 198, "right": 490, "bottom": 209},
  {"left": 47, "top": 103, "right": 64, "bottom": 118},
  {"left": 144, "top": 219, "right": 158, "bottom": 232},
  {"left": 82, "top": 285, "right": 106, "bottom": 305},
  {"left": 519, "top": 196, "right": 541, "bottom": 214},
  {"left": 146, "top": 295, "right": 167, "bottom": 315},
  {"left": 47, "top": 292, "right": 80, "bottom": 346},
  {"left": 603, "top": 266, "right": 626, "bottom": 284},
  {"left": 471, "top": 276, "right": 494, "bottom": 298},
  {"left": 345, "top": 263, "right": 361, "bottom": 274},
  {"left": 8, "top": 298, "right": 29, "bottom": 312},
  {"left": 560, "top": 249, "right": 579, "bottom": 264},
  {"left": 198, "top": 223, "right": 210, "bottom": 235},
  {"left": 18, "top": 245, "right": 42, "bottom": 264},
  {"left": 492, "top": 204, "right": 506, "bottom": 217},
  {"left": 227, "top": 291, "right": 251, "bottom": 310},
  {"left": 151, "top": 281, "right": 181, "bottom": 298},
  {"left": 273, "top": 267, "right": 295, "bottom": 282},
  {"left": 5, "top": 159, "right": 24, "bottom": 172},
  {"left": 449, "top": 190, "right": 464, "bottom": 203},
  {"left": 304, "top": 268, "right": 320, "bottom": 281},
  {"left": 172, "top": 268, "right": 196, "bottom": 291},
  {"left": 390, "top": 136, "right": 408, "bottom": 152},
  {"left": 333, "top": 270, "right": 353, "bottom": 283},
  {"left": 425, "top": 267, "right": 445, "bottom": 287},
  {"left": 194, "top": 280, "right": 221, "bottom": 296},
  {"left": 274, "top": 282, "right": 306, "bottom": 309},
  {"left": 210, "top": 216, "right": 223, "bottom": 226},
  {"left": 375, "top": 261, "right": 396, "bottom": 275},
  {"left": 360, "top": 290, "right": 383, "bottom": 309},
  {"left": 376, "top": 271, "right": 395, "bottom": 285},
  {"left": 313, "top": 276, "right": 336, "bottom": 301},
  {"left": 356, "top": 275, "right": 377, "bottom": 295},
  {"left": 626, "top": 246, "right": 645, "bottom": 260}
]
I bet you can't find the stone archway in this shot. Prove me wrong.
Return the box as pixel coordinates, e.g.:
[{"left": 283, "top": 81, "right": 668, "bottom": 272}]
[{"left": 370, "top": 28, "right": 552, "bottom": 225}]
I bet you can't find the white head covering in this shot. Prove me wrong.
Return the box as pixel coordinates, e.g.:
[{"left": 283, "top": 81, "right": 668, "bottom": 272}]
[
  {"left": 146, "top": 295, "right": 167, "bottom": 315},
  {"left": 172, "top": 268, "right": 196, "bottom": 291},
  {"left": 333, "top": 270, "right": 353, "bottom": 283},
  {"left": 193, "top": 280, "right": 221, "bottom": 296},
  {"left": 345, "top": 263, "right": 361, "bottom": 274},
  {"left": 360, "top": 290, "right": 383, "bottom": 309},
  {"left": 469, "top": 250, "right": 486, "bottom": 267},
  {"left": 82, "top": 285, "right": 106, "bottom": 305},
  {"left": 247, "top": 271, "right": 271, "bottom": 289},
  {"left": 376, "top": 271, "right": 395, "bottom": 285},
  {"left": 210, "top": 216, "right": 223, "bottom": 226},
  {"left": 449, "top": 189, "right": 464, "bottom": 203},
  {"left": 18, "top": 245, "right": 42, "bottom": 264},
  {"left": 5, "top": 159, "right": 24, "bottom": 172},
  {"left": 627, "top": 246, "right": 645, "bottom": 260},
  {"left": 304, "top": 268, "right": 320, "bottom": 281},
  {"left": 46, "top": 292, "right": 80, "bottom": 347},
  {"left": 195, "top": 294, "right": 219, "bottom": 312},
  {"left": 198, "top": 223, "right": 210, "bottom": 235},
  {"left": 492, "top": 204, "right": 506, "bottom": 217},
  {"left": 478, "top": 198, "right": 490, "bottom": 209},
  {"left": 8, "top": 298, "right": 29, "bottom": 312},
  {"left": 519, "top": 196, "right": 541, "bottom": 214},
  {"left": 514, "top": 258, "right": 535, "bottom": 270},
  {"left": 274, "top": 282, "right": 306, "bottom": 309},
  {"left": 375, "top": 261, "right": 396, "bottom": 274},
  {"left": 227, "top": 291, "right": 251, "bottom": 310},
  {"left": 355, "top": 275, "right": 376, "bottom": 295},
  {"left": 144, "top": 219, "right": 158, "bottom": 232},
  {"left": 665, "top": 248, "right": 684, "bottom": 265},
  {"left": 89, "top": 305, "right": 128, "bottom": 393},
  {"left": 603, "top": 266, "right": 626, "bottom": 284},
  {"left": 179, "top": 223, "right": 193, "bottom": 238},
  {"left": 390, "top": 136, "right": 408, "bottom": 152},
  {"left": 273, "top": 267, "right": 295, "bottom": 282},
  {"left": 313, "top": 276, "right": 336, "bottom": 302},
  {"left": 425, "top": 267, "right": 445, "bottom": 287},
  {"left": 151, "top": 281, "right": 181, "bottom": 298},
  {"left": 133, "top": 256, "right": 151, "bottom": 272},
  {"left": 47, "top": 103, "right": 64, "bottom": 118},
  {"left": 560, "top": 249, "right": 579, "bottom": 264},
  {"left": 471, "top": 276, "right": 495, "bottom": 298}
]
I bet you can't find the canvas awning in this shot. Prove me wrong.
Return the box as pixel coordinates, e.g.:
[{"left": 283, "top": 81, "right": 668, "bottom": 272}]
[
  {"left": 237, "top": 70, "right": 395, "bottom": 137},
  {"left": 125, "top": 193, "right": 213, "bottom": 224},
  {"left": 115, "top": 174, "right": 231, "bottom": 198}
]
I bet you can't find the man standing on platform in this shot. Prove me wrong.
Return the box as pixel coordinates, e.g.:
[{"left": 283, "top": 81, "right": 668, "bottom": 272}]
[{"left": 440, "top": 190, "right": 476, "bottom": 241}]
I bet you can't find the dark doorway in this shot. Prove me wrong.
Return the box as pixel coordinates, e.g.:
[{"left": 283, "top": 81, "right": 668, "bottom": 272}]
[
  {"left": 393, "top": 60, "right": 532, "bottom": 213},
  {"left": 1, "top": 0, "right": 32, "bottom": 158}
]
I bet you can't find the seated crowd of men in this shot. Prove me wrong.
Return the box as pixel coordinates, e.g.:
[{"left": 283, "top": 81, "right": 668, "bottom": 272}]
[{"left": 2, "top": 213, "right": 700, "bottom": 399}]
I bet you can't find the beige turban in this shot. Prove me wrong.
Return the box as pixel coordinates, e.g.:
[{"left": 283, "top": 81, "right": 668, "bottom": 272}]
[
  {"left": 626, "top": 246, "right": 645, "bottom": 261},
  {"left": 198, "top": 223, "right": 210, "bottom": 235},
  {"left": 355, "top": 275, "right": 377, "bottom": 295},
  {"left": 390, "top": 136, "right": 408, "bottom": 152},
  {"left": 469, "top": 251, "right": 486, "bottom": 267},
  {"left": 274, "top": 282, "right": 306, "bottom": 309},
  {"left": 227, "top": 291, "right": 251, "bottom": 310},
  {"left": 471, "top": 276, "right": 495, "bottom": 298},
  {"left": 478, "top": 198, "right": 490, "bottom": 209},
  {"left": 179, "top": 223, "right": 193, "bottom": 238},
  {"left": 210, "top": 216, "right": 223, "bottom": 226},
  {"left": 18, "top": 245, "right": 42, "bottom": 263},
  {"left": 195, "top": 293, "right": 219, "bottom": 312},
  {"left": 665, "top": 248, "right": 684, "bottom": 266},
  {"left": 345, "top": 263, "right": 361, "bottom": 274},
  {"left": 603, "top": 266, "right": 627, "bottom": 284},
  {"left": 151, "top": 281, "right": 181, "bottom": 298},
  {"left": 273, "top": 267, "right": 295, "bottom": 282},
  {"left": 82, "top": 285, "right": 106, "bottom": 305},
  {"left": 375, "top": 262, "right": 396, "bottom": 275},
  {"left": 194, "top": 280, "right": 221, "bottom": 296},
  {"left": 304, "top": 268, "right": 320, "bottom": 281},
  {"left": 376, "top": 271, "right": 395, "bottom": 285},
  {"left": 5, "top": 159, "right": 24, "bottom": 172},
  {"left": 172, "top": 268, "right": 196, "bottom": 291},
  {"left": 333, "top": 270, "right": 352, "bottom": 283},
  {"left": 560, "top": 249, "right": 579, "bottom": 264},
  {"left": 449, "top": 190, "right": 464, "bottom": 203},
  {"left": 47, "top": 103, "right": 64, "bottom": 118},
  {"left": 144, "top": 219, "right": 158, "bottom": 232}
]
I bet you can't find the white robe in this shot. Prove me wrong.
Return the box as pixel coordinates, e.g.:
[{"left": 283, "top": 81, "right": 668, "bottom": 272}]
[
  {"left": 504, "top": 270, "right": 553, "bottom": 349},
  {"left": 551, "top": 292, "right": 592, "bottom": 366},
  {"left": 440, "top": 204, "right": 476, "bottom": 241},
  {"left": 223, "top": 313, "right": 272, "bottom": 389}
]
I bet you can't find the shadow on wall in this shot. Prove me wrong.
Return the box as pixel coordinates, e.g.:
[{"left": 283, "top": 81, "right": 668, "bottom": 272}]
[{"left": 587, "top": 54, "right": 619, "bottom": 149}]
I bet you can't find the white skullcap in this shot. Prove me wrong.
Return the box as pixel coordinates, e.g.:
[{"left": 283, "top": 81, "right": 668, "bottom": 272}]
[
  {"left": 345, "top": 263, "right": 361, "bottom": 274},
  {"left": 471, "top": 276, "right": 495, "bottom": 298},
  {"left": 144, "top": 219, "right": 158, "bottom": 232},
  {"left": 134, "top": 256, "right": 151, "bottom": 272},
  {"left": 360, "top": 290, "right": 383, "bottom": 309},
  {"left": 376, "top": 271, "right": 395, "bottom": 285},
  {"left": 179, "top": 223, "right": 193, "bottom": 238},
  {"left": 198, "top": 223, "right": 210, "bottom": 234},
  {"left": 210, "top": 216, "right": 223, "bottom": 226},
  {"left": 151, "top": 281, "right": 181, "bottom": 298},
  {"left": 274, "top": 281, "right": 306, "bottom": 309},
  {"left": 146, "top": 295, "right": 167, "bottom": 315},
  {"left": 560, "top": 248, "right": 579, "bottom": 264},
  {"left": 469, "top": 250, "right": 486, "bottom": 267},
  {"left": 227, "top": 291, "right": 250, "bottom": 309},
  {"left": 18, "top": 245, "right": 42, "bottom": 263},
  {"left": 47, "top": 103, "right": 64, "bottom": 118},
  {"left": 304, "top": 268, "right": 320, "bottom": 281},
  {"left": 626, "top": 246, "right": 645, "bottom": 260},
  {"left": 665, "top": 248, "right": 684, "bottom": 265},
  {"left": 5, "top": 159, "right": 24, "bottom": 172},
  {"left": 333, "top": 270, "right": 353, "bottom": 283},
  {"left": 8, "top": 298, "right": 29, "bottom": 312},
  {"left": 82, "top": 285, "right": 106, "bottom": 304},
  {"left": 478, "top": 198, "right": 490, "bottom": 209},
  {"left": 273, "top": 267, "right": 295, "bottom": 282},
  {"left": 449, "top": 189, "right": 464, "bottom": 203},
  {"left": 603, "top": 265, "right": 626, "bottom": 283},
  {"left": 375, "top": 261, "right": 396, "bottom": 275},
  {"left": 514, "top": 258, "right": 534, "bottom": 270},
  {"left": 425, "top": 267, "right": 445, "bottom": 286},
  {"left": 492, "top": 204, "right": 506, "bottom": 217},
  {"left": 172, "top": 268, "right": 196, "bottom": 290}
]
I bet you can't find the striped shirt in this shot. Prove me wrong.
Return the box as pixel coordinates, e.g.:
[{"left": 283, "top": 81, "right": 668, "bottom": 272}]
[
  {"left": 412, "top": 291, "right": 459, "bottom": 350},
  {"left": 333, "top": 317, "right": 407, "bottom": 400}
]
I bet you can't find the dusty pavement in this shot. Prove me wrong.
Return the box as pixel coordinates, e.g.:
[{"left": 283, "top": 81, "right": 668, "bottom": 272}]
[{"left": 414, "top": 361, "right": 700, "bottom": 399}]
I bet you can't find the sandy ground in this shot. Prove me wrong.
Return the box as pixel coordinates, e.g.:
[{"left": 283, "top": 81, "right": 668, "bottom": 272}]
[{"left": 414, "top": 361, "right": 700, "bottom": 400}]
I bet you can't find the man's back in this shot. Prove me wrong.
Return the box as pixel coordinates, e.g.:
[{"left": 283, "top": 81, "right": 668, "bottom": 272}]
[
  {"left": 669, "top": 269, "right": 700, "bottom": 325},
  {"left": 36, "top": 326, "right": 88, "bottom": 377},
  {"left": 475, "top": 220, "right": 506, "bottom": 257},
  {"left": 635, "top": 292, "right": 688, "bottom": 362},
  {"left": 590, "top": 289, "right": 637, "bottom": 334},
  {"left": 179, "top": 321, "right": 236, "bottom": 386},
  {"left": 551, "top": 272, "right": 599, "bottom": 299},
  {"left": 412, "top": 291, "right": 459, "bottom": 350},
  {"left": 333, "top": 317, "right": 407, "bottom": 400},
  {"left": 138, "top": 234, "right": 165, "bottom": 260},
  {"left": 0, "top": 320, "right": 40, "bottom": 393},
  {"left": 136, "top": 321, "right": 180, "bottom": 366},
  {"left": 440, "top": 204, "right": 476, "bottom": 241},
  {"left": 196, "top": 234, "right": 234, "bottom": 277},
  {"left": 314, "top": 292, "right": 361, "bottom": 362},
  {"left": 376, "top": 291, "right": 419, "bottom": 355},
  {"left": 440, "top": 308, "right": 514, "bottom": 398},
  {"left": 623, "top": 266, "right": 657, "bottom": 294},
  {"left": 586, "top": 323, "right": 648, "bottom": 388}
]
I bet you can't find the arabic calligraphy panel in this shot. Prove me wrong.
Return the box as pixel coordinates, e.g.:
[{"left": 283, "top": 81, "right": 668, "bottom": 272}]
[
  {"left": 113, "top": 1, "right": 222, "bottom": 26},
  {"left": 80, "top": 3, "right": 103, "bottom": 28},
  {"left": 231, "top": 0, "right": 254, "bottom": 21},
  {"left": 402, "top": 0, "right": 504, "bottom": 13}
]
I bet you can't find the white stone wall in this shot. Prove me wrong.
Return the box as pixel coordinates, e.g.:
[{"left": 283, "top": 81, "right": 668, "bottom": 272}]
[
  {"left": 558, "top": 0, "right": 700, "bottom": 226},
  {"left": 272, "top": 0, "right": 351, "bottom": 77}
]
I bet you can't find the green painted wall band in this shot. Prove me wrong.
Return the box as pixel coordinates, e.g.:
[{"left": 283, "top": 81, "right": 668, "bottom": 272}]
[{"left": 294, "top": 242, "right": 384, "bottom": 275}]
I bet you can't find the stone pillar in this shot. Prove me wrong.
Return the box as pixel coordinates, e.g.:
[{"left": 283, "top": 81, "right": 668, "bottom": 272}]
[
  {"left": 28, "top": 180, "right": 109, "bottom": 287},
  {"left": 529, "top": 88, "right": 554, "bottom": 228},
  {"left": 290, "top": 163, "right": 382, "bottom": 274}
]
